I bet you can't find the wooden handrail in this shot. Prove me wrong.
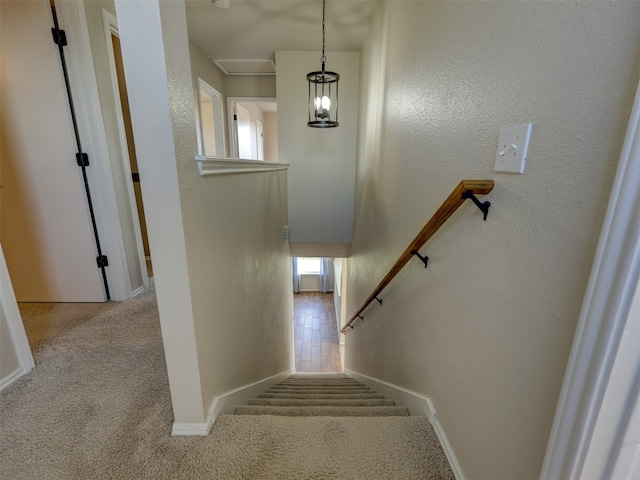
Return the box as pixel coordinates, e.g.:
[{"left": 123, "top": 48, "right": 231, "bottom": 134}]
[{"left": 341, "top": 180, "right": 494, "bottom": 333}]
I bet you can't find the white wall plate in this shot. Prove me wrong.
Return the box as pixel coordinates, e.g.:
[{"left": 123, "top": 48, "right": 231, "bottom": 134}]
[{"left": 494, "top": 123, "right": 532, "bottom": 174}]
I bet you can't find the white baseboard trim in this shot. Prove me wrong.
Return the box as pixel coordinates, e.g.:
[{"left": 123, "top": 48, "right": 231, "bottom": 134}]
[
  {"left": 0, "top": 367, "right": 27, "bottom": 392},
  {"left": 345, "top": 369, "right": 466, "bottom": 480},
  {"left": 344, "top": 369, "right": 431, "bottom": 416},
  {"left": 131, "top": 285, "right": 145, "bottom": 297},
  {"left": 171, "top": 368, "right": 294, "bottom": 437},
  {"left": 426, "top": 398, "right": 467, "bottom": 480}
]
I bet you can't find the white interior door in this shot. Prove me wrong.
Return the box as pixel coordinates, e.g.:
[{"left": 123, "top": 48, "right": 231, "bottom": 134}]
[
  {"left": 236, "top": 104, "right": 252, "bottom": 159},
  {"left": 0, "top": 0, "right": 105, "bottom": 302}
]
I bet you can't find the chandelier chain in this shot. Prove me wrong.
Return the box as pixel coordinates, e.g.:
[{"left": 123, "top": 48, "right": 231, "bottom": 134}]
[{"left": 321, "top": 0, "right": 326, "bottom": 64}]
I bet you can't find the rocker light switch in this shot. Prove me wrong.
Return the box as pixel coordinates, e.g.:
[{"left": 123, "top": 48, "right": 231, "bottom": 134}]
[{"left": 494, "top": 123, "right": 532, "bottom": 174}]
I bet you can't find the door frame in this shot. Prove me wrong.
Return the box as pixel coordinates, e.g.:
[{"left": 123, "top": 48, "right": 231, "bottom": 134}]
[
  {"left": 256, "top": 120, "right": 264, "bottom": 161},
  {"left": 0, "top": 244, "right": 34, "bottom": 391},
  {"left": 226, "top": 97, "right": 276, "bottom": 159},
  {"left": 101, "top": 7, "right": 149, "bottom": 295},
  {"left": 541, "top": 79, "right": 640, "bottom": 479}
]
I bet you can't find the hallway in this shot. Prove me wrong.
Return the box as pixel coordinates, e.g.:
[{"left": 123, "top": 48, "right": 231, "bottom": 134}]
[{"left": 293, "top": 292, "right": 342, "bottom": 372}]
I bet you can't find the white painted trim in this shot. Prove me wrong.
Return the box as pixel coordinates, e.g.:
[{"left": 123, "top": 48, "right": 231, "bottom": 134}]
[
  {"left": 426, "top": 399, "right": 468, "bottom": 480},
  {"left": 345, "top": 369, "right": 430, "bottom": 416},
  {"left": 101, "top": 7, "right": 149, "bottom": 294},
  {"left": 170, "top": 420, "right": 210, "bottom": 437},
  {"left": 345, "top": 369, "right": 466, "bottom": 480},
  {"left": 196, "top": 78, "right": 227, "bottom": 157},
  {"left": 171, "top": 369, "right": 293, "bottom": 436},
  {"left": 0, "top": 244, "right": 34, "bottom": 391},
  {"left": 131, "top": 285, "right": 145, "bottom": 297},
  {"left": 541, "top": 79, "right": 640, "bottom": 479},
  {"left": 0, "top": 368, "right": 27, "bottom": 391},
  {"left": 195, "top": 156, "right": 288, "bottom": 176},
  {"left": 213, "top": 59, "right": 276, "bottom": 76},
  {"left": 55, "top": 1, "right": 130, "bottom": 301}
]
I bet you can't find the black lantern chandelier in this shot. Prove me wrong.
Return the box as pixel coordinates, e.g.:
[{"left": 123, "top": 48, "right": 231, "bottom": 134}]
[{"left": 307, "top": 0, "right": 339, "bottom": 128}]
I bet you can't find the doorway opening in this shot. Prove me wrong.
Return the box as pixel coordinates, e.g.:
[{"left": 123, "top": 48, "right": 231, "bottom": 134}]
[
  {"left": 227, "top": 98, "right": 277, "bottom": 162},
  {"left": 103, "top": 8, "right": 151, "bottom": 291},
  {"left": 292, "top": 257, "right": 346, "bottom": 372},
  {"left": 111, "top": 34, "right": 151, "bottom": 280}
]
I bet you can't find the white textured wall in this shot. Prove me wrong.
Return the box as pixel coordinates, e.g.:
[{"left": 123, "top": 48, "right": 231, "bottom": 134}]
[
  {"left": 346, "top": 2, "right": 640, "bottom": 479},
  {"left": 183, "top": 168, "right": 292, "bottom": 401},
  {"left": 263, "top": 112, "right": 279, "bottom": 163},
  {"left": 115, "top": 0, "right": 205, "bottom": 424},
  {"left": 224, "top": 75, "right": 276, "bottom": 99},
  {"left": 115, "top": 0, "right": 292, "bottom": 425},
  {"left": 276, "top": 51, "right": 359, "bottom": 253}
]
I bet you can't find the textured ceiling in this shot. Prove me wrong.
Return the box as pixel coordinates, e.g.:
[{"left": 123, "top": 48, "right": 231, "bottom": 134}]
[{"left": 185, "top": 0, "right": 382, "bottom": 63}]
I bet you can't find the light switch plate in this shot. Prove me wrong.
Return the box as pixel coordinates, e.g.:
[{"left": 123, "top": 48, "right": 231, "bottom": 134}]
[{"left": 494, "top": 123, "right": 532, "bottom": 174}]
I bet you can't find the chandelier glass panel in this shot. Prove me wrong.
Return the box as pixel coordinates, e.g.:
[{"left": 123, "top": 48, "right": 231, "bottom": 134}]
[{"left": 307, "top": 0, "right": 339, "bottom": 128}]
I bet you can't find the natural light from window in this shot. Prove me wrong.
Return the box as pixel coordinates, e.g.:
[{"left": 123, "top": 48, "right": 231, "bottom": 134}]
[
  {"left": 296, "top": 257, "right": 322, "bottom": 274},
  {"left": 197, "top": 78, "right": 225, "bottom": 157}
]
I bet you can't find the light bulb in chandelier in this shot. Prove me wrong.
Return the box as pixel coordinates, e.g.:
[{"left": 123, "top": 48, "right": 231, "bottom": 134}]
[{"left": 314, "top": 96, "right": 331, "bottom": 118}]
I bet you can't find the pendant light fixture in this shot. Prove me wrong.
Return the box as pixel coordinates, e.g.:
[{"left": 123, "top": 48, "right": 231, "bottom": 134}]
[{"left": 307, "top": 0, "right": 339, "bottom": 128}]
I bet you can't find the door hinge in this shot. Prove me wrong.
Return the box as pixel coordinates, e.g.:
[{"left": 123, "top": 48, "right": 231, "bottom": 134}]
[
  {"left": 76, "top": 153, "right": 89, "bottom": 167},
  {"left": 233, "top": 114, "right": 237, "bottom": 121},
  {"left": 96, "top": 255, "right": 109, "bottom": 268},
  {"left": 131, "top": 172, "right": 140, "bottom": 183},
  {"left": 51, "top": 28, "right": 67, "bottom": 47}
]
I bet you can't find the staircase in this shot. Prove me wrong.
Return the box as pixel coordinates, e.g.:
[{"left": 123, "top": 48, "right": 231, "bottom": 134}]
[
  {"left": 206, "top": 373, "right": 456, "bottom": 479},
  {"left": 235, "top": 373, "right": 410, "bottom": 417}
]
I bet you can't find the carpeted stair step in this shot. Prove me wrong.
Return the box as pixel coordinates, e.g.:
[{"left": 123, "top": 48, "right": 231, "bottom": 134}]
[
  {"left": 234, "top": 405, "right": 410, "bottom": 417},
  {"left": 279, "top": 379, "right": 364, "bottom": 385},
  {"left": 206, "top": 415, "right": 455, "bottom": 479},
  {"left": 235, "top": 373, "right": 410, "bottom": 417},
  {"left": 265, "top": 388, "right": 376, "bottom": 396},
  {"left": 265, "top": 386, "right": 371, "bottom": 393},
  {"left": 248, "top": 398, "right": 396, "bottom": 407},
  {"left": 223, "top": 374, "right": 456, "bottom": 476},
  {"left": 268, "top": 384, "right": 370, "bottom": 390},
  {"left": 258, "top": 392, "right": 386, "bottom": 399},
  {"left": 276, "top": 382, "right": 366, "bottom": 388}
]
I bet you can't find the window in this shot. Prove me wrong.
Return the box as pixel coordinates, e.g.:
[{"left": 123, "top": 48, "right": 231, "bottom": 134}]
[
  {"left": 196, "top": 78, "right": 225, "bottom": 157},
  {"left": 296, "top": 257, "right": 322, "bottom": 274}
]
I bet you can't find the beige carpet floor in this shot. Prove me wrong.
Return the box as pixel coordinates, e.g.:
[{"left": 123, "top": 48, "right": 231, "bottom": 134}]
[{"left": 1, "top": 285, "right": 454, "bottom": 479}]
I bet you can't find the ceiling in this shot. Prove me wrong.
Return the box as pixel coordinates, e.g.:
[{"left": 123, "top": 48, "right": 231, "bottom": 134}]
[{"left": 184, "top": 0, "right": 382, "bottom": 72}]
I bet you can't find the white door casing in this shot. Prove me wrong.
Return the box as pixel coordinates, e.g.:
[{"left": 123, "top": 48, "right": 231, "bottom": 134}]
[
  {"left": 101, "top": 7, "right": 148, "bottom": 295},
  {"left": 0, "top": 243, "right": 34, "bottom": 392},
  {"left": 541, "top": 78, "right": 640, "bottom": 480},
  {"left": 256, "top": 120, "right": 264, "bottom": 161}
]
